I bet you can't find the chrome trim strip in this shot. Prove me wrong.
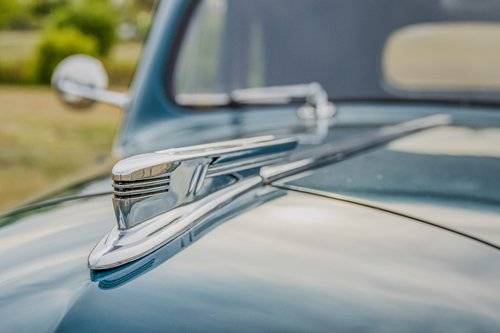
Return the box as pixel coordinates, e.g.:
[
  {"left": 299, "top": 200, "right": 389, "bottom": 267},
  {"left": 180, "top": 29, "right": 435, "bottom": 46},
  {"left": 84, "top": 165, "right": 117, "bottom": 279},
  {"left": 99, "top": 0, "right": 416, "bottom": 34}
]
[
  {"left": 206, "top": 152, "right": 289, "bottom": 177},
  {"left": 112, "top": 135, "right": 296, "bottom": 181},
  {"left": 261, "top": 114, "right": 451, "bottom": 182}
]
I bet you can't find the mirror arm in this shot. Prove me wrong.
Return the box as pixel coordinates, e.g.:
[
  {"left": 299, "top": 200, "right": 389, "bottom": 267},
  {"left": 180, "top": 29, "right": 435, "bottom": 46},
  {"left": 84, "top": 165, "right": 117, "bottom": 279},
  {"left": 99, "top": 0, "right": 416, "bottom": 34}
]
[{"left": 58, "top": 80, "right": 130, "bottom": 108}]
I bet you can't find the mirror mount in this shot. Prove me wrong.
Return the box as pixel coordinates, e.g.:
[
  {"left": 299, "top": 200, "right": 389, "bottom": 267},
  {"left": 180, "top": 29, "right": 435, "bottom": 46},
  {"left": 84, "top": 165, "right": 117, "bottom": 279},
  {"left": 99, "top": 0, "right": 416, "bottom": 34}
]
[{"left": 51, "top": 54, "right": 129, "bottom": 109}]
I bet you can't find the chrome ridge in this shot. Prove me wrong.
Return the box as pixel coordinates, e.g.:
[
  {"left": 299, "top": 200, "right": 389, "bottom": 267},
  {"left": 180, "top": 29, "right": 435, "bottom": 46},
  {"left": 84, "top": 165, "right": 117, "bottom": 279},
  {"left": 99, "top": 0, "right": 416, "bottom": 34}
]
[
  {"left": 88, "top": 114, "right": 451, "bottom": 270},
  {"left": 261, "top": 114, "right": 451, "bottom": 182}
]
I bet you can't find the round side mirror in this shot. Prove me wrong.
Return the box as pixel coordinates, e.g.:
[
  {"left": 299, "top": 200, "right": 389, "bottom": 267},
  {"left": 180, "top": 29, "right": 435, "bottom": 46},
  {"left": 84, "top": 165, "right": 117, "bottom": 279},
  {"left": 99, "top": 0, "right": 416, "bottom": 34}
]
[{"left": 51, "top": 54, "right": 109, "bottom": 109}]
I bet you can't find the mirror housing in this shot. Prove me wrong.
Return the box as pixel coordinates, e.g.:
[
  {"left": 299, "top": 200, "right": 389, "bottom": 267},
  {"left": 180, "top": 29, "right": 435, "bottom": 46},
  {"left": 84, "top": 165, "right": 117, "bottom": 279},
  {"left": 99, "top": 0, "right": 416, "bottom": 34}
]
[{"left": 51, "top": 54, "right": 129, "bottom": 109}]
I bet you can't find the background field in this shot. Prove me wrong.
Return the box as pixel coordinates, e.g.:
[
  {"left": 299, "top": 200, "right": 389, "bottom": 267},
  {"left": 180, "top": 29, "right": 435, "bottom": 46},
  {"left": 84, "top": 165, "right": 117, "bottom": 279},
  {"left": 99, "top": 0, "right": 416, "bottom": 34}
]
[
  {"left": 0, "top": 86, "right": 120, "bottom": 210},
  {"left": 0, "top": 28, "right": 137, "bottom": 211},
  {"left": 0, "top": 0, "right": 152, "bottom": 211}
]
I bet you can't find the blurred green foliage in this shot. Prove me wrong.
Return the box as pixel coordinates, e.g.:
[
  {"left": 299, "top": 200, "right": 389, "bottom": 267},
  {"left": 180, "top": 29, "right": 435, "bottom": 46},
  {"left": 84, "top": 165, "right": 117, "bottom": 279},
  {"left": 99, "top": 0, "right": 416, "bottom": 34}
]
[
  {"left": 0, "top": 59, "right": 34, "bottom": 85},
  {"left": 50, "top": 1, "right": 117, "bottom": 56},
  {"left": 0, "top": 0, "right": 69, "bottom": 30},
  {"left": 119, "top": 0, "right": 155, "bottom": 40},
  {"left": 0, "top": 0, "right": 20, "bottom": 28},
  {"left": 35, "top": 27, "right": 99, "bottom": 83},
  {"left": 0, "top": 0, "right": 156, "bottom": 86},
  {"left": 31, "top": 0, "right": 69, "bottom": 18}
]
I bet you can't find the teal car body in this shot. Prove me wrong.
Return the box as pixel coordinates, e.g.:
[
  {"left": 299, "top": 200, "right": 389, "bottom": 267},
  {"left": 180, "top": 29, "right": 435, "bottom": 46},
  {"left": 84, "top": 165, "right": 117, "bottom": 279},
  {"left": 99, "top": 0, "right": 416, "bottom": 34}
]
[{"left": 2, "top": 0, "right": 500, "bottom": 331}]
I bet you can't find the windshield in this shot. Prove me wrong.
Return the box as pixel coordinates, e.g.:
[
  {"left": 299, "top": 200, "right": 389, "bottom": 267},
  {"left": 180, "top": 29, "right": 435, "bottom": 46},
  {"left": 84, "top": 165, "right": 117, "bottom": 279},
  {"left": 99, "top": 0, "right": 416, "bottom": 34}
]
[{"left": 173, "top": 0, "right": 500, "bottom": 105}]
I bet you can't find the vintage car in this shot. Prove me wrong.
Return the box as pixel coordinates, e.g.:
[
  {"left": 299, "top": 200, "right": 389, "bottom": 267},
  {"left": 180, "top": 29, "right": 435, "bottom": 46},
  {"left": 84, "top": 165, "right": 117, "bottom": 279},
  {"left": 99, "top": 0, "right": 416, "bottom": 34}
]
[{"left": 1, "top": 0, "right": 500, "bottom": 331}]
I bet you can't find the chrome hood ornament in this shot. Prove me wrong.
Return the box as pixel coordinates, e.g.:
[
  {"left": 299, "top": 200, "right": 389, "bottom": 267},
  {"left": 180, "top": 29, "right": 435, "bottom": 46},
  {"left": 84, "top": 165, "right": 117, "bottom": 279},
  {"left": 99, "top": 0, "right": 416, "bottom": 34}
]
[
  {"left": 89, "top": 114, "right": 450, "bottom": 270},
  {"left": 111, "top": 136, "right": 297, "bottom": 230},
  {"left": 89, "top": 135, "right": 298, "bottom": 269}
]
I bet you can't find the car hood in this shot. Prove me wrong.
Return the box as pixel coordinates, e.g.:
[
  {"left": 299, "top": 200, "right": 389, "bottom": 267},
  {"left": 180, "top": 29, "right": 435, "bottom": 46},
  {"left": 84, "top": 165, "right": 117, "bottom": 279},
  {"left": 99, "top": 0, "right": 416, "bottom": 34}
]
[
  {"left": 2, "top": 106, "right": 500, "bottom": 331},
  {"left": 1, "top": 187, "right": 500, "bottom": 332},
  {"left": 280, "top": 124, "right": 500, "bottom": 248}
]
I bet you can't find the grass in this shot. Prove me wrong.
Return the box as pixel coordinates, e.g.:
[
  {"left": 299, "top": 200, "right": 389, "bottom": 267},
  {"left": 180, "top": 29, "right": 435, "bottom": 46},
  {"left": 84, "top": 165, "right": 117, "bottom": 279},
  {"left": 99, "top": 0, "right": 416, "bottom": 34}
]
[
  {"left": 0, "top": 86, "right": 121, "bottom": 211},
  {"left": 0, "top": 31, "right": 41, "bottom": 62}
]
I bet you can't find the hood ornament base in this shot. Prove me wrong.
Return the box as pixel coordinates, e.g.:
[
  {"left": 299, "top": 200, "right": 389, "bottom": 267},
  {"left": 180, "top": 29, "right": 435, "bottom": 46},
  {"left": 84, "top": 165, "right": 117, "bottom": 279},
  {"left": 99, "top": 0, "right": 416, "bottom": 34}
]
[{"left": 89, "top": 135, "right": 298, "bottom": 270}]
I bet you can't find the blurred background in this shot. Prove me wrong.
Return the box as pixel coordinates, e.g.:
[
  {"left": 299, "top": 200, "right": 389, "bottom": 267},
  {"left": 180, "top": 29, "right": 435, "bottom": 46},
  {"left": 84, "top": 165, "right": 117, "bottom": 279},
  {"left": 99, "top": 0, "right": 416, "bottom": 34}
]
[
  {"left": 2, "top": 0, "right": 500, "bottom": 213},
  {"left": 0, "top": 0, "right": 156, "bottom": 211}
]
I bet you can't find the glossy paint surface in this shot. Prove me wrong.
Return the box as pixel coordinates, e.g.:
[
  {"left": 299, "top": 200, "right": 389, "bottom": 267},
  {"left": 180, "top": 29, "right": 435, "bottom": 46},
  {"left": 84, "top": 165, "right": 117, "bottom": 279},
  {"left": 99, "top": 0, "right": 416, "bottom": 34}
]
[
  {"left": 0, "top": 193, "right": 113, "bottom": 332},
  {"left": 1, "top": 104, "right": 500, "bottom": 332},
  {"left": 283, "top": 123, "right": 500, "bottom": 247},
  {"left": 2, "top": 190, "right": 500, "bottom": 332}
]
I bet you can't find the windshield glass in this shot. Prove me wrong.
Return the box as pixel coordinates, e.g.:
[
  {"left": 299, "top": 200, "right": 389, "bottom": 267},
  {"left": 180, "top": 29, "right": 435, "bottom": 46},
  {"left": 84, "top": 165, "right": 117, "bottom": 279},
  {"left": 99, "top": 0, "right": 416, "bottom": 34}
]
[{"left": 173, "top": 0, "right": 500, "bottom": 104}]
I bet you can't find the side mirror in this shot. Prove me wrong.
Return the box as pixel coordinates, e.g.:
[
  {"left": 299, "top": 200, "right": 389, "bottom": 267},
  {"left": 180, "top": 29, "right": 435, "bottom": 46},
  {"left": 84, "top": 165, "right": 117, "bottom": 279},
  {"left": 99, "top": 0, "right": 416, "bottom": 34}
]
[{"left": 51, "top": 54, "right": 129, "bottom": 109}]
